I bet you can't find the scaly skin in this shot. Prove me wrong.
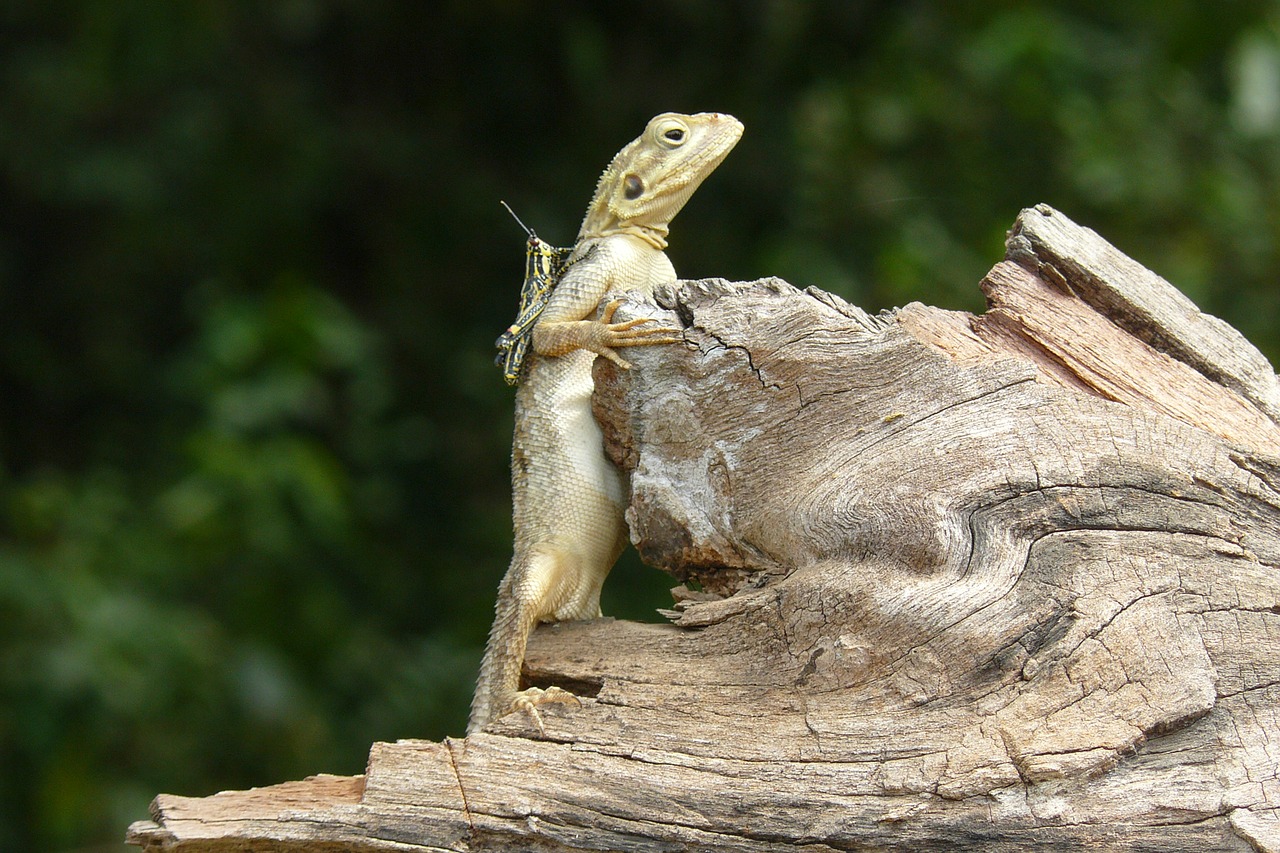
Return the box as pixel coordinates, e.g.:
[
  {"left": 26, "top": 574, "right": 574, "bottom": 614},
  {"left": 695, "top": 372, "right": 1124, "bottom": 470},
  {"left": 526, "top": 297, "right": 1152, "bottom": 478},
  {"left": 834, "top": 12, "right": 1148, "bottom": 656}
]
[{"left": 469, "top": 112, "right": 743, "bottom": 734}]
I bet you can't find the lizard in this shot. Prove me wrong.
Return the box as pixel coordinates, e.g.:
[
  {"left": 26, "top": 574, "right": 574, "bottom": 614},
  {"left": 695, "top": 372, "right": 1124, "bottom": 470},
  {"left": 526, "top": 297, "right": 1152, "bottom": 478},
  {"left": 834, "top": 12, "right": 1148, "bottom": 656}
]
[{"left": 469, "top": 111, "right": 743, "bottom": 734}]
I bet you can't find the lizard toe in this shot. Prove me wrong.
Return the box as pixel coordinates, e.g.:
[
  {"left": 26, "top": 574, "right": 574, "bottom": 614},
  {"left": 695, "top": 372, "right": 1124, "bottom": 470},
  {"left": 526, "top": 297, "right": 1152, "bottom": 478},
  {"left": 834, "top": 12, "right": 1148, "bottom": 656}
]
[{"left": 510, "top": 686, "right": 583, "bottom": 735}]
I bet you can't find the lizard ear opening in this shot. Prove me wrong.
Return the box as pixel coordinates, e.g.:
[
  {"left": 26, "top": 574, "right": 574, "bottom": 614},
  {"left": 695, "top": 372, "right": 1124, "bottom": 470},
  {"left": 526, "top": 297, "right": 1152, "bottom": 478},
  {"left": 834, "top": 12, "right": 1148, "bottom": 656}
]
[{"left": 623, "top": 175, "right": 645, "bottom": 200}]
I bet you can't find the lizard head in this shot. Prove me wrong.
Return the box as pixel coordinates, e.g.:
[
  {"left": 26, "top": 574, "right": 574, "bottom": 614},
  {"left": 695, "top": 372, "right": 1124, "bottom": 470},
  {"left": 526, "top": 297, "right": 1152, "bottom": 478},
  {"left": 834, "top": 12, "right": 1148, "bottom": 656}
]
[{"left": 579, "top": 112, "right": 743, "bottom": 245}]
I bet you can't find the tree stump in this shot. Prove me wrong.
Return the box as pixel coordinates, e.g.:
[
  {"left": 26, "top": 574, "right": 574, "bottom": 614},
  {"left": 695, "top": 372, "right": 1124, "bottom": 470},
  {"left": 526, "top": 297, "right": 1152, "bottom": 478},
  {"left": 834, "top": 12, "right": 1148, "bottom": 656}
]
[{"left": 128, "top": 205, "right": 1280, "bottom": 852}]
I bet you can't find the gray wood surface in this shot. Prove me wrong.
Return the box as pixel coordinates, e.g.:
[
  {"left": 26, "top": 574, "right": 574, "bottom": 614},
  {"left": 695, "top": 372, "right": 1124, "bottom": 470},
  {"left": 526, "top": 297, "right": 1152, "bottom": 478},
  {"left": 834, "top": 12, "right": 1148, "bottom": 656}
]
[{"left": 128, "top": 206, "right": 1280, "bottom": 852}]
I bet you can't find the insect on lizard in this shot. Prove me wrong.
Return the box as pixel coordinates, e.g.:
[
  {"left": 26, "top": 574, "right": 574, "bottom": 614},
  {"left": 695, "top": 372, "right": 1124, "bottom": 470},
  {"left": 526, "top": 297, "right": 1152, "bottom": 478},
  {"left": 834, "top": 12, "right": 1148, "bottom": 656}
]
[
  {"left": 470, "top": 112, "right": 743, "bottom": 734},
  {"left": 493, "top": 201, "right": 578, "bottom": 386}
]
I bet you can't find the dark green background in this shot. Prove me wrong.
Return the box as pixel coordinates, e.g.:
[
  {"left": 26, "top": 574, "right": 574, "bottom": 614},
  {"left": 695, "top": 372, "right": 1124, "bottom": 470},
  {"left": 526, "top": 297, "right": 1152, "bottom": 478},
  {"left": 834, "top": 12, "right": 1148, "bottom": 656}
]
[{"left": 3, "top": 3, "right": 1278, "bottom": 849}]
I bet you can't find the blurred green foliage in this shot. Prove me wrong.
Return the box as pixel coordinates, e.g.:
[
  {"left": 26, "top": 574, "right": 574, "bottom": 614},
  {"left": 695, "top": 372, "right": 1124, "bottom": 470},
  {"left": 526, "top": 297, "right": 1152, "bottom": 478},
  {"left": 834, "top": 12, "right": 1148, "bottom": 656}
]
[{"left": 1, "top": 2, "right": 1278, "bottom": 849}]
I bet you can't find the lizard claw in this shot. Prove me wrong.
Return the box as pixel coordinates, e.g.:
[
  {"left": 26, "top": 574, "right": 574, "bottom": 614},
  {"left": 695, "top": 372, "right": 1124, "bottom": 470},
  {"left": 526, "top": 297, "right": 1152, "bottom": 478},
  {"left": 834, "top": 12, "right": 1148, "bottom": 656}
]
[
  {"left": 599, "top": 347, "right": 634, "bottom": 370},
  {"left": 509, "top": 686, "right": 582, "bottom": 735},
  {"left": 597, "top": 299, "right": 683, "bottom": 367}
]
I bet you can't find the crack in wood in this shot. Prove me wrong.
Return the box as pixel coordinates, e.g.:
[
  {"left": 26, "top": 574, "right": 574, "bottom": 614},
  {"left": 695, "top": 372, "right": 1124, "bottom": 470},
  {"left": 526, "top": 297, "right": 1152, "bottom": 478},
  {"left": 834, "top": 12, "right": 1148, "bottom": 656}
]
[{"left": 443, "top": 738, "right": 475, "bottom": 840}]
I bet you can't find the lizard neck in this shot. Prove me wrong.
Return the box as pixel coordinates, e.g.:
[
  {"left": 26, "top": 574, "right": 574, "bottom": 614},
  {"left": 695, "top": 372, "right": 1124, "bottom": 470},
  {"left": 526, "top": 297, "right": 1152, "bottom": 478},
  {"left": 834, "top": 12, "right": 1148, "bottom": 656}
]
[{"left": 580, "top": 221, "right": 668, "bottom": 251}]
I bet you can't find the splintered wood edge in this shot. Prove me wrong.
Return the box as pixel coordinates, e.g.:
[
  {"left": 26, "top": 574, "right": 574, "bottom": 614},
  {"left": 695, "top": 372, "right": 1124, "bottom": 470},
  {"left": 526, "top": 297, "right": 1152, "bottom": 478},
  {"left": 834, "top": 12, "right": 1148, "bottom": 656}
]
[
  {"left": 901, "top": 205, "right": 1280, "bottom": 454},
  {"left": 975, "top": 258, "right": 1280, "bottom": 452},
  {"left": 1008, "top": 203, "right": 1280, "bottom": 422},
  {"left": 127, "top": 775, "right": 372, "bottom": 851}
]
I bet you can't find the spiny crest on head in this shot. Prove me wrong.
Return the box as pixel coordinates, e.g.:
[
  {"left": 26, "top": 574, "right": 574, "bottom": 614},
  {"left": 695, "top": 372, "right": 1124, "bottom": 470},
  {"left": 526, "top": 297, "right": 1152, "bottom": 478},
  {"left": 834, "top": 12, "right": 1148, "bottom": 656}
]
[{"left": 579, "top": 134, "right": 646, "bottom": 237}]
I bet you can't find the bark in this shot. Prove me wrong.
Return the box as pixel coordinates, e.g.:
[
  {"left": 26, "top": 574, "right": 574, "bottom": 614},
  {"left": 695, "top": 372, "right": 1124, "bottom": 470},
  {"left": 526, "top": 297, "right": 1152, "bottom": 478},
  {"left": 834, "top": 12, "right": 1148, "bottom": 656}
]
[{"left": 128, "top": 205, "right": 1280, "bottom": 852}]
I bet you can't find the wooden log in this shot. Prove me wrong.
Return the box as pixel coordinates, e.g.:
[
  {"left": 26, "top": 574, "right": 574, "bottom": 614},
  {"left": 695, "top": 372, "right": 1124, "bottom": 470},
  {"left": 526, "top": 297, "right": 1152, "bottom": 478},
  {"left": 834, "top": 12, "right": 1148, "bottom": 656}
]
[{"left": 127, "top": 205, "right": 1280, "bottom": 852}]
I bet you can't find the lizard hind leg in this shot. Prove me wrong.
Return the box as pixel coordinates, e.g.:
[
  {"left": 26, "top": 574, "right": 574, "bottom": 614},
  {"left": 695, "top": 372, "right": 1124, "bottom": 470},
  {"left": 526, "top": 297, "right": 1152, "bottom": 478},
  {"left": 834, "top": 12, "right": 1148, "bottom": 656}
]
[{"left": 468, "top": 545, "right": 591, "bottom": 735}]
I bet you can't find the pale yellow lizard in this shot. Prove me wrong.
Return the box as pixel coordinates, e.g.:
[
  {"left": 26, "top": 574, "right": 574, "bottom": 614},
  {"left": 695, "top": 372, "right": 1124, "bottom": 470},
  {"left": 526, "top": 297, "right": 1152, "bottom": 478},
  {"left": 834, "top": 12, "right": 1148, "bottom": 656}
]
[{"left": 469, "top": 112, "right": 743, "bottom": 733}]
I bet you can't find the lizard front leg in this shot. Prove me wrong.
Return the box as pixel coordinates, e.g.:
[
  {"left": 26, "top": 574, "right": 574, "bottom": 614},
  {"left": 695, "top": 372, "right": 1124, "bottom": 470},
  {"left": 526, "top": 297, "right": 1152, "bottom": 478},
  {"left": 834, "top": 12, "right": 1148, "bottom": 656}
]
[{"left": 533, "top": 300, "right": 682, "bottom": 369}]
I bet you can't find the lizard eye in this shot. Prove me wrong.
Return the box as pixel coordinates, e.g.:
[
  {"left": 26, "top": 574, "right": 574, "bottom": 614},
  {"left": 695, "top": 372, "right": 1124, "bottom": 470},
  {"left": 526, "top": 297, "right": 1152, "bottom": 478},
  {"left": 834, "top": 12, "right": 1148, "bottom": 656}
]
[
  {"left": 656, "top": 119, "right": 688, "bottom": 147},
  {"left": 623, "top": 174, "right": 644, "bottom": 200}
]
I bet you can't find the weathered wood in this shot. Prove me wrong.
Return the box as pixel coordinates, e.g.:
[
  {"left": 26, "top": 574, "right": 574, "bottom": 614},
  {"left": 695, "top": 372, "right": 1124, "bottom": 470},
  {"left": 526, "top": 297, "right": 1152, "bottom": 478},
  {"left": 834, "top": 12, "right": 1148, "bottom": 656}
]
[{"left": 128, "top": 205, "right": 1280, "bottom": 852}]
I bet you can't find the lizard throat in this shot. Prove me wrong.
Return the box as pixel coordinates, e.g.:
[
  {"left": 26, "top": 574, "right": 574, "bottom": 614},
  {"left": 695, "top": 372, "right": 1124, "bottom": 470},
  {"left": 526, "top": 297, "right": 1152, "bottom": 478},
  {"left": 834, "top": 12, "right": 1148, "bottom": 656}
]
[
  {"left": 581, "top": 221, "right": 669, "bottom": 251},
  {"left": 616, "top": 223, "right": 669, "bottom": 250}
]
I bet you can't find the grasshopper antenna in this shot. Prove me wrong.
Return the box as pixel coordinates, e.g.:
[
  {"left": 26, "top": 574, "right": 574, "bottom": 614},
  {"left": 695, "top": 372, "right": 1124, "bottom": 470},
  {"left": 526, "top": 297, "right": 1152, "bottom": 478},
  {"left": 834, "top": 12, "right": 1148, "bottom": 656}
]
[{"left": 499, "top": 200, "right": 536, "bottom": 239}]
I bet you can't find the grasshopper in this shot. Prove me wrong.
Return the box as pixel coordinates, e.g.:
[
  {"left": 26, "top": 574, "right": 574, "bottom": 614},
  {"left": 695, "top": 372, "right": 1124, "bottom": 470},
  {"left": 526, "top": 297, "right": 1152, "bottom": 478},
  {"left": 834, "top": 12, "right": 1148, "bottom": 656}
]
[{"left": 494, "top": 202, "right": 575, "bottom": 386}]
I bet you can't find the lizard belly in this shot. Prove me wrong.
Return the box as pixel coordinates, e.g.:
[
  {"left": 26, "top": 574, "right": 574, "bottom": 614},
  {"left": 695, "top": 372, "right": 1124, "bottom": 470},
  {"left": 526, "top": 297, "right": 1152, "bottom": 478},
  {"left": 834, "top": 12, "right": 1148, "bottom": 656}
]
[{"left": 512, "top": 349, "right": 626, "bottom": 620}]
